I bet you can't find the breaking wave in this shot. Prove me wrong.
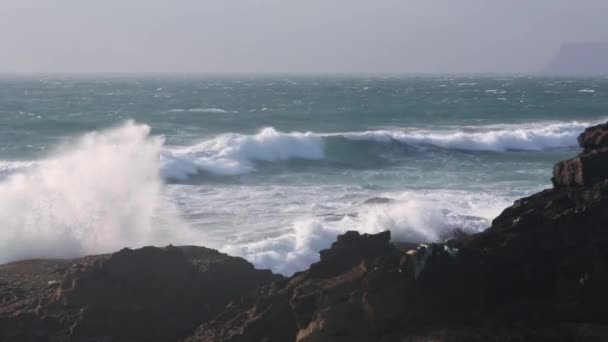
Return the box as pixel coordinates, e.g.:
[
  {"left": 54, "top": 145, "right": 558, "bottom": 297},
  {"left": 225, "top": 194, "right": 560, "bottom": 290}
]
[
  {"left": 161, "top": 120, "right": 592, "bottom": 179},
  {"left": 222, "top": 190, "right": 509, "bottom": 275}
]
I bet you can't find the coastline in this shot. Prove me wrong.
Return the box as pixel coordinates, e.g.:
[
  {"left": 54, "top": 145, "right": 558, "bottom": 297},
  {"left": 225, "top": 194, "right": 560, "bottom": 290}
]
[{"left": 2, "top": 122, "right": 608, "bottom": 341}]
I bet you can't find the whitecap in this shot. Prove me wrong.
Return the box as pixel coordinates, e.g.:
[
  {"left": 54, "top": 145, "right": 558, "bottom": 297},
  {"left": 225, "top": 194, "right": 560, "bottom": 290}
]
[
  {"left": 188, "top": 108, "right": 229, "bottom": 113},
  {"left": 162, "top": 127, "right": 325, "bottom": 179}
]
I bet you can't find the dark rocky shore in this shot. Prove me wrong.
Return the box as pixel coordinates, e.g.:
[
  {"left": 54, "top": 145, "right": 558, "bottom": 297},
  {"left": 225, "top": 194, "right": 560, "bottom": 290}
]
[{"left": 3, "top": 123, "right": 608, "bottom": 341}]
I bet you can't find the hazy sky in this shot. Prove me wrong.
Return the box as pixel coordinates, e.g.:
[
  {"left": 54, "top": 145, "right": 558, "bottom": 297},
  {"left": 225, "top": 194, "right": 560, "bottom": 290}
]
[{"left": 1, "top": 0, "right": 607, "bottom": 73}]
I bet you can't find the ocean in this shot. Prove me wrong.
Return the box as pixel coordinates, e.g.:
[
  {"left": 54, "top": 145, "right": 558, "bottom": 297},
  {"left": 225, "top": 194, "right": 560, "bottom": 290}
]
[{"left": 0, "top": 74, "right": 606, "bottom": 275}]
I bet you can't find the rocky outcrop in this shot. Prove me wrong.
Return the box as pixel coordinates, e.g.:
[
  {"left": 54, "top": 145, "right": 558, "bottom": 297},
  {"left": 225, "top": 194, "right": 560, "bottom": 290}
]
[
  {"left": 3, "top": 122, "right": 608, "bottom": 341},
  {"left": 578, "top": 122, "right": 608, "bottom": 152},
  {"left": 553, "top": 123, "right": 608, "bottom": 188},
  {"left": 0, "top": 246, "right": 280, "bottom": 342}
]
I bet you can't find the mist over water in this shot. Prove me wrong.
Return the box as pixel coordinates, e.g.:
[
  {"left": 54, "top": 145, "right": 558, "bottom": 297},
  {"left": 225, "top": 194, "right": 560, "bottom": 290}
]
[{"left": 0, "top": 75, "right": 605, "bottom": 275}]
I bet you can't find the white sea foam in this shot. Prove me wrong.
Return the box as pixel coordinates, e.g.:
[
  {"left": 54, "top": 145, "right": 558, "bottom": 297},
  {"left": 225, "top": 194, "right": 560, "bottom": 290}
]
[
  {"left": 188, "top": 108, "right": 229, "bottom": 113},
  {"left": 484, "top": 89, "right": 507, "bottom": 94},
  {"left": 0, "top": 121, "right": 199, "bottom": 264},
  {"left": 578, "top": 89, "right": 596, "bottom": 93},
  {"left": 222, "top": 190, "right": 509, "bottom": 275}
]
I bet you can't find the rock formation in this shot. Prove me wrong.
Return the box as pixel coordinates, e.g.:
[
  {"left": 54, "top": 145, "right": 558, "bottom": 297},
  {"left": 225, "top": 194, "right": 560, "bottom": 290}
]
[
  {"left": 0, "top": 246, "right": 279, "bottom": 341},
  {"left": 3, "top": 122, "right": 608, "bottom": 341}
]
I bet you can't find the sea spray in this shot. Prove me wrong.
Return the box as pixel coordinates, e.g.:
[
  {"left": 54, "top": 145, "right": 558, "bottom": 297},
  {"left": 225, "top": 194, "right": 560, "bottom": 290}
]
[
  {"left": 222, "top": 191, "right": 504, "bottom": 275},
  {"left": 0, "top": 121, "right": 199, "bottom": 264}
]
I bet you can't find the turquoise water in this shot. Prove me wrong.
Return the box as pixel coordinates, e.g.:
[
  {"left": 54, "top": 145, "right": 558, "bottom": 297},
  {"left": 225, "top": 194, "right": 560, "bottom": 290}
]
[{"left": 0, "top": 75, "right": 606, "bottom": 274}]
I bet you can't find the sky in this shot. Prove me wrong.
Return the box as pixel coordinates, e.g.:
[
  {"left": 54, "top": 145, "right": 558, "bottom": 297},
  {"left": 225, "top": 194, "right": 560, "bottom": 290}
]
[{"left": 1, "top": 0, "right": 607, "bottom": 73}]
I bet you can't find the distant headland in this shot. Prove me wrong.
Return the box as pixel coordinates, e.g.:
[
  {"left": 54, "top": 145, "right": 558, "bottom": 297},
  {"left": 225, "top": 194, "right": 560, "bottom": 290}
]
[{"left": 542, "top": 41, "right": 608, "bottom": 76}]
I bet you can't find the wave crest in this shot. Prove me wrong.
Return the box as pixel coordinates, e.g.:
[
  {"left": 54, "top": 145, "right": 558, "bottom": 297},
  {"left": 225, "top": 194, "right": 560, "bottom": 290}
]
[
  {"left": 162, "top": 127, "right": 324, "bottom": 179},
  {"left": 341, "top": 121, "right": 589, "bottom": 151},
  {"left": 161, "top": 120, "right": 593, "bottom": 179}
]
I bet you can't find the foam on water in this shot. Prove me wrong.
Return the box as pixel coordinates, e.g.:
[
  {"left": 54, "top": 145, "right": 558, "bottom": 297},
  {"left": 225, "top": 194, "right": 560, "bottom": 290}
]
[
  {"left": 169, "top": 108, "right": 235, "bottom": 113},
  {"left": 222, "top": 190, "right": 511, "bottom": 275}
]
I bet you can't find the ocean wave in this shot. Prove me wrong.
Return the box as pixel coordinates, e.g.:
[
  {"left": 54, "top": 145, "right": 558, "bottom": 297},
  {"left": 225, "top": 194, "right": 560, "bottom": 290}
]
[
  {"left": 338, "top": 120, "right": 589, "bottom": 152},
  {"left": 162, "top": 127, "right": 325, "bottom": 179},
  {"left": 4, "top": 120, "right": 592, "bottom": 182},
  {"left": 161, "top": 120, "right": 592, "bottom": 179}
]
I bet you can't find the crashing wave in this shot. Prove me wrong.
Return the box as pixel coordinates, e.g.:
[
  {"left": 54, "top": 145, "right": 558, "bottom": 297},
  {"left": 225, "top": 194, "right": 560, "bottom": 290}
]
[{"left": 0, "top": 121, "right": 197, "bottom": 264}]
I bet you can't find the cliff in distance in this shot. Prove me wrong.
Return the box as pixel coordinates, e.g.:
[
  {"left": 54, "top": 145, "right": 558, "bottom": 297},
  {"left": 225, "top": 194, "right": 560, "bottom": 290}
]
[
  {"left": 3, "top": 122, "right": 608, "bottom": 341},
  {"left": 542, "top": 42, "right": 608, "bottom": 76}
]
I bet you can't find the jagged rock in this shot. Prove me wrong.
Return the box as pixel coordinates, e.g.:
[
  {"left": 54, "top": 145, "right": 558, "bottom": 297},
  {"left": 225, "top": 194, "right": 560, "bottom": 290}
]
[
  {"left": 466, "top": 179, "right": 608, "bottom": 324},
  {"left": 552, "top": 148, "right": 608, "bottom": 187},
  {"left": 310, "top": 230, "right": 393, "bottom": 277},
  {"left": 552, "top": 122, "right": 608, "bottom": 188},
  {"left": 578, "top": 122, "right": 608, "bottom": 152}
]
